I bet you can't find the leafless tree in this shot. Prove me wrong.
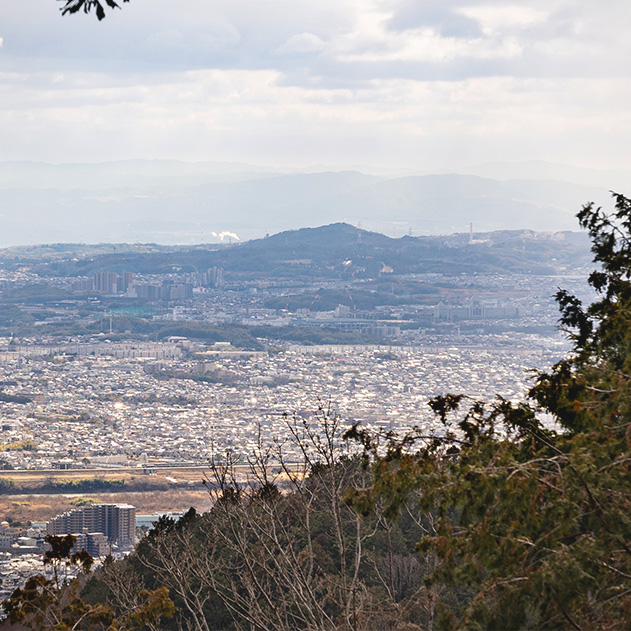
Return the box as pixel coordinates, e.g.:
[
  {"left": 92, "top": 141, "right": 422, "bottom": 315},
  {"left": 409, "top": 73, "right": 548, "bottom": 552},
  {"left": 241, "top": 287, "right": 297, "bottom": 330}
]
[{"left": 130, "top": 404, "right": 434, "bottom": 631}]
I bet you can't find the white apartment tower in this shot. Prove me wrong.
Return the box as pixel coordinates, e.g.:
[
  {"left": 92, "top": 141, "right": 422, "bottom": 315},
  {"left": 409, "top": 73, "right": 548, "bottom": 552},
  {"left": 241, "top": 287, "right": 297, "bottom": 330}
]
[{"left": 47, "top": 503, "right": 136, "bottom": 548}]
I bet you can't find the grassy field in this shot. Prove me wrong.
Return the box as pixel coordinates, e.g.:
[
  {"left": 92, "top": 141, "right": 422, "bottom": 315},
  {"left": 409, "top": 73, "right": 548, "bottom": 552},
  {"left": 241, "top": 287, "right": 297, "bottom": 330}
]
[
  {"left": 1, "top": 490, "right": 212, "bottom": 524},
  {"left": 0, "top": 466, "right": 211, "bottom": 485},
  {"left": 0, "top": 467, "right": 214, "bottom": 524}
]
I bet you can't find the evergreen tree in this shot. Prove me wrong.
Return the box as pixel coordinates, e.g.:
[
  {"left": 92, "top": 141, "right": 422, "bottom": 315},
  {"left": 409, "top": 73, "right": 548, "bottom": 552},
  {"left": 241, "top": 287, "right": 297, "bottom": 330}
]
[
  {"left": 2, "top": 535, "right": 173, "bottom": 630},
  {"left": 348, "top": 193, "right": 631, "bottom": 629}
]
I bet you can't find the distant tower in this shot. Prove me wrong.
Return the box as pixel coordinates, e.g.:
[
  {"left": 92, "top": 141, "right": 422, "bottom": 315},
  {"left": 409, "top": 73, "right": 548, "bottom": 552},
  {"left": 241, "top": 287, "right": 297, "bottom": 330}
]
[
  {"left": 103, "top": 310, "right": 113, "bottom": 334},
  {"left": 469, "top": 222, "right": 473, "bottom": 244},
  {"left": 357, "top": 222, "right": 362, "bottom": 244}
]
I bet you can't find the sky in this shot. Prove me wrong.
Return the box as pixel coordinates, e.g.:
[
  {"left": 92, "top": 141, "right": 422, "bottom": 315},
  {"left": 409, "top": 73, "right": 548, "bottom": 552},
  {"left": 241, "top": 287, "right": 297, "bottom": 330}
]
[{"left": 1, "top": 0, "right": 630, "bottom": 172}]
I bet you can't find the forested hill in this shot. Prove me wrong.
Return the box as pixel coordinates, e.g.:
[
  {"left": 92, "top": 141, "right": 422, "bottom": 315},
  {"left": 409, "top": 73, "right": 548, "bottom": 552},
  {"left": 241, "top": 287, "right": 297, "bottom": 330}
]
[{"left": 1, "top": 223, "right": 591, "bottom": 278}]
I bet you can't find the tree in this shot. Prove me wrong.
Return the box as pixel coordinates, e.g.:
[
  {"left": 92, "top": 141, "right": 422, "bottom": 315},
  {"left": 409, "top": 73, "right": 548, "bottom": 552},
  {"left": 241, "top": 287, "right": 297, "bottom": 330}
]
[
  {"left": 2, "top": 534, "right": 174, "bottom": 630},
  {"left": 2, "top": 535, "right": 111, "bottom": 630},
  {"left": 0, "top": 477, "right": 14, "bottom": 493},
  {"left": 58, "top": 0, "right": 129, "bottom": 21},
  {"left": 80, "top": 405, "right": 436, "bottom": 631},
  {"left": 199, "top": 410, "right": 376, "bottom": 631},
  {"left": 348, "top": 192, "right": 631, "bottom": 630},
  {"left": 0, "top": 457, "right": 14, "bottom": 470}
]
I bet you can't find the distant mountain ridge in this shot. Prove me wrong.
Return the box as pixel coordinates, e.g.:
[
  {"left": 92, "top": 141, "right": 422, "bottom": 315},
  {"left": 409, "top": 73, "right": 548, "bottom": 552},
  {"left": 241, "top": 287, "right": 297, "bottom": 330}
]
[
  {"left": 0, "top": 160, "right": 617, "bottom": 247},
  {"left": 460, "top": 160, "right": 631, "bottom": 191},
  {"left": 14, "top": 222, "right": 591, "bottom": 279}
]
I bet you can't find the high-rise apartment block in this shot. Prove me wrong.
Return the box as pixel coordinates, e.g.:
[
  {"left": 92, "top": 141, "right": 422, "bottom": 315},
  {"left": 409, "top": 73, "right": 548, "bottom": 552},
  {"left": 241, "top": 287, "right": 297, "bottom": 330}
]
[
  {"left": 71, "top": 271, "right": 134, "bottom": 295},
  {"left": 200, "top": 266, "right": 224, "bottom": 289},
  {"left": 47, "top": 503, "right": 136, "bottom": 550},
  {"left": 70, "top": 532, "right": 110, "bottom": 558},
  {"left": 92, "top": 271, "right": 119, "bottom": 294},
  {"left": 117, "top": 271, "right": 133, "bottom": 293}
]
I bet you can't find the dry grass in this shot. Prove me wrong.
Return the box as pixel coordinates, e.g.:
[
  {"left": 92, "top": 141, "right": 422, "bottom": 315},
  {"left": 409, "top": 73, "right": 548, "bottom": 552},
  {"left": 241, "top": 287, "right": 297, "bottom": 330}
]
[
  {"left": 0, "top": 489, "right": 213, "bottom": 524},
  {"left": 2, "top": 466, "right": 211, "bottom": 485},
  {"left": 0, "top": 467, "right": 215, "bottom": 523}
]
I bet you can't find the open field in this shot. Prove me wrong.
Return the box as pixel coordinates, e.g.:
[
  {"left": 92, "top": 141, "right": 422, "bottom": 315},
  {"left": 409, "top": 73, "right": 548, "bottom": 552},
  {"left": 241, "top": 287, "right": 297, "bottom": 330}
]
[
  {"left": 0, "top": 465, "right": 306, "bottom": 524},
  {"left": 0, "top": 489, "right": 212, "bottom": 524},
  {"left": 0, "top": 467, "right": 215, "bottom": 523},
  {"left": 0, "top": 466, "right": 212, "bottom": 485}
]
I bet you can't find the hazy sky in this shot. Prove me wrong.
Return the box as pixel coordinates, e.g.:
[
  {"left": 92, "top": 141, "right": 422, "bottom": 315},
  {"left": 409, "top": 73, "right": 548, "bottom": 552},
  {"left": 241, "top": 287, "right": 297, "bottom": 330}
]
[{"left": 1, "top": 0, "right": 630, "bottom": 171}]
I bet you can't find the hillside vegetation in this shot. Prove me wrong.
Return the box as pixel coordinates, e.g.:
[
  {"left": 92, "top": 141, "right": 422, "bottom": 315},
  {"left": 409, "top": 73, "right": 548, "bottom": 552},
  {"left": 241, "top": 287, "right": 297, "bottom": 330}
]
[{"left": 18, "top": 224, "right": 589, "bottom": 279}]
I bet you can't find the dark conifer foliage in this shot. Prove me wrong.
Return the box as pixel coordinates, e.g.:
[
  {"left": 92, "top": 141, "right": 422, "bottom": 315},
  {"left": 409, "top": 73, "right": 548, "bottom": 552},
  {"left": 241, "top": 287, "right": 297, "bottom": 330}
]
[{"left": 350, "top": 193, "right": 631, "bottom": 630}]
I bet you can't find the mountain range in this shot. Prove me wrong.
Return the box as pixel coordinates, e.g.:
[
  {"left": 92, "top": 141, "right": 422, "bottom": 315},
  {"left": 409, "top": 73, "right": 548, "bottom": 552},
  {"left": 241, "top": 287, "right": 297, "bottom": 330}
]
[{"left": 0, "top": 159, "right": 621, "bottom": 247}]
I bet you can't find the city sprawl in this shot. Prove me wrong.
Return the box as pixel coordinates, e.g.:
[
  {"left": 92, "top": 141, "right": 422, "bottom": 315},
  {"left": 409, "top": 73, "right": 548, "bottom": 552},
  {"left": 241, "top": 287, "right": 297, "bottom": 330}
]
[
  {"left": 0, "top": 342, "right": 563, "bottom": 469},
  {"left": 0, "top": 225, "right": 594, "bottom": 596}
]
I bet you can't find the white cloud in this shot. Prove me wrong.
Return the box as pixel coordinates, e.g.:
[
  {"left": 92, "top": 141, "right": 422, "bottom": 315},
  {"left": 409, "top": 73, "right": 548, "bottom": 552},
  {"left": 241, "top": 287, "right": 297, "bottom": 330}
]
[
  {"left": 276, "top": 33, "right": 326, "bottom": 55},
  {"left": 458, "top": 5, "right": 549, "bottom": 35},
  {"left": 1, "top": 63, "right": 630, "bottom": 169},
  {"left": 308, "top": 2, "right": 525, "bottom": 65},
  {"left": 331, "top": 26, "right": 523, "bottom": 63},
  {"left": 0, "top": 0, "right": 630, "bottom": 171}
]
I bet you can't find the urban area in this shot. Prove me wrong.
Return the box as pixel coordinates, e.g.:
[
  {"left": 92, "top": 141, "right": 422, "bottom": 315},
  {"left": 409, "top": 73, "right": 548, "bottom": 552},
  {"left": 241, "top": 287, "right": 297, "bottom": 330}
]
[{"left": 0, "top": 226, "right": 593, "bottom": 601}]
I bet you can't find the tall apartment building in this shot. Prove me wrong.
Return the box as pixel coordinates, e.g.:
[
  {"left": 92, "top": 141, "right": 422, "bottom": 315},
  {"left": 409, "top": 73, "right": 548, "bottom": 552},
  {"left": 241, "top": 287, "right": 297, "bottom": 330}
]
[
  {"left": 117, "top": 271, "right": 133, "bottom": 293},
  {"left": 47, "top": 504, "right": 136, "bottom": 549},
  {"left": 93, "top": 271, "right": 119, "bottom": 294},
  {"left": 199, "top": 266, "right": 224, "bottom": 289},
  {"left": 70, "top": 532, "right": 110, "bottom": 558}
]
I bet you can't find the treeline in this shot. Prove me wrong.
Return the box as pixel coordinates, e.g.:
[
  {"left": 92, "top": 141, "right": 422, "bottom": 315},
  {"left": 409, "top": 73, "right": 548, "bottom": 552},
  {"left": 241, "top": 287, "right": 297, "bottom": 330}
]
[
  {"left": 263, "top": 285, "right": 434, "bottom": 312},
  {"left": 0, "top": 316, "right": 385, "bottom": 348},
  {"left": 0, "top": 477, "right": 127, "bottom": 496},
  {"left": 39, "top": 478, "right": 126, "bottom": 493},
  {"left": 78, "top": 413, "right": 452, "bottom": 631},
  {"left": 0, "top": 440, "right": 36, "bottom": 453},
  {"left": 0, "top": 476, "right": 204, "bottom": 496},
  {"left": 0, "top": 392, "right": 32, "bottom": 405}
]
